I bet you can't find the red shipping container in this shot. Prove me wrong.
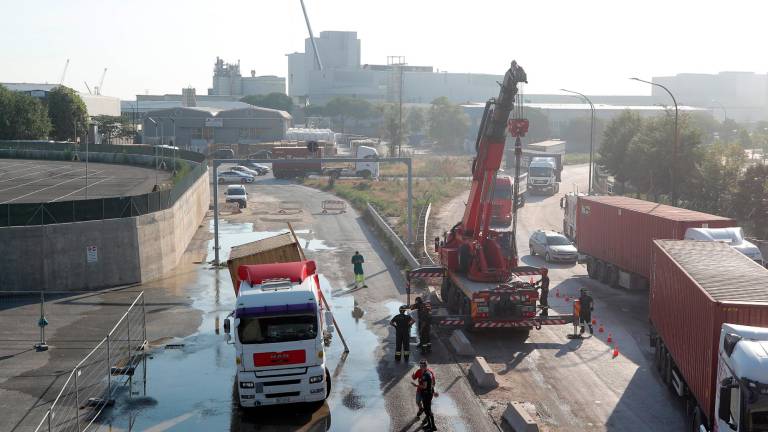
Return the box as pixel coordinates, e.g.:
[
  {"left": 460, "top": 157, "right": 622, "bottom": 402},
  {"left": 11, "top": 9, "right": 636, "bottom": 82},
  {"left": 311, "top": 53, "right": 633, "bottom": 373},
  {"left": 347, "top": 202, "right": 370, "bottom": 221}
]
[
  {"left": 650, "top": 240, "right": 768, "bottom": 422},
  {"left": 576, "top": 196, "right": 735, "bottom": 280}
]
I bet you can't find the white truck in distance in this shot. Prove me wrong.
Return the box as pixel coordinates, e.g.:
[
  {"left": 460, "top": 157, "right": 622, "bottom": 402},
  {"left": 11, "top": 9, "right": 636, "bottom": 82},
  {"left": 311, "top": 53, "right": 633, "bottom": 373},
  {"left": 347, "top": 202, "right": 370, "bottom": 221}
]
[
  {"left": 326, "top": 145, "right": 380, "bottom": 179},
  {"left": 528, "top": 157, "right": 560, "bottom": 195},
  {"left": 685, "top": 227, "right": 765, "bottom": 266},
  {"left": 224, "top": 260, "right": 331, "bottom": 407}
]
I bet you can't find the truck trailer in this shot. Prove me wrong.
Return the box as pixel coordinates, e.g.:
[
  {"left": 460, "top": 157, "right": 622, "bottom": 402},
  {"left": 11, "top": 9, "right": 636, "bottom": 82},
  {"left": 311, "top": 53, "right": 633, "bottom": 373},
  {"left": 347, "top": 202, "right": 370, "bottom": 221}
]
[
  {"left": 271, "top": 145, "right": 379, "bottom": 179},
  {"left": 573, "top": 195, "right": 735, "bottom": 289},
  {"left": 650, "top": 240, "right": 768, "bottom": 431}
]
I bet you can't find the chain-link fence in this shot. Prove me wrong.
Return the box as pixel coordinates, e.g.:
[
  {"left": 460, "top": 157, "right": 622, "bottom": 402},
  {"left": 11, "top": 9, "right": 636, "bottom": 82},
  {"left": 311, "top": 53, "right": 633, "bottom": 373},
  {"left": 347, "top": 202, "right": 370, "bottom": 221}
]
[{"left": 3, "top": 291, "right": 150, "bottom": 432}]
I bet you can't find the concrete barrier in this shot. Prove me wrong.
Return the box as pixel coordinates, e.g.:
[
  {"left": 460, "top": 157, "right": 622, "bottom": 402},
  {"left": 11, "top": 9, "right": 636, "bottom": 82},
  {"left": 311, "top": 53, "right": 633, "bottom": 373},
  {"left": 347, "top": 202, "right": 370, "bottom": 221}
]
[
  {"left": 469, "top": 356, "right": 497, "bottom": 388},
  {"left": 502, "top": 401, "right": 539, "bottom": 432},
  {"left": 449, "top": 330, "right": 475, "bottom": 356}
]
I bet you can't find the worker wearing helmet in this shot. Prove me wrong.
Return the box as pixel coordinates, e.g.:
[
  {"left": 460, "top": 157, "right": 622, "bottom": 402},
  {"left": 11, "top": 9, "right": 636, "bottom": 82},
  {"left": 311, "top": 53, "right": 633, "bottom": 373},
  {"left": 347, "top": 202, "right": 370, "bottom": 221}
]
[
  {"left": 351, "top": 251, "right": 367, "bottom": 289},
  {"left": 537, "top": 268, "right": 550, "bottom": 317},
  {"left": 390, "top": 305, "right": 415, "bottom": 361},
  {"left": 578, "top": 288, "right": 594, "bottom": 334},
  {"left": 412, "top": 297, "right": 433, "bottom": 354}
]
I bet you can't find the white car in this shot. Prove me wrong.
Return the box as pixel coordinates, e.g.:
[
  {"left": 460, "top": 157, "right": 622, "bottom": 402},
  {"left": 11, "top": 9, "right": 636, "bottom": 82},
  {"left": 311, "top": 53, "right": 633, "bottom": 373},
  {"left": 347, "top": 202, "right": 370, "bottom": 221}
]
[
  {"left": 225, "top": 185, "right": 248, "bottom": 208},
  {"left": 218, "top": 170, "right": 254, "bottom": 184},
  {"left": 529, "top": 230, "right": 578, "bottom": 263},
  {"left": 231, "top": 165, "right": 263, "bottom": 177}
]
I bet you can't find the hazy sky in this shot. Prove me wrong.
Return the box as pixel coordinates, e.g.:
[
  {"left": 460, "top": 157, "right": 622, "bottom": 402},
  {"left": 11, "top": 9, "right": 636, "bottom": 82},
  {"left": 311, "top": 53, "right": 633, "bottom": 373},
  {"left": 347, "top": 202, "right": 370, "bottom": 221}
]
[{"left": 2, "top": 0, "right": 767, "bottom": 100}]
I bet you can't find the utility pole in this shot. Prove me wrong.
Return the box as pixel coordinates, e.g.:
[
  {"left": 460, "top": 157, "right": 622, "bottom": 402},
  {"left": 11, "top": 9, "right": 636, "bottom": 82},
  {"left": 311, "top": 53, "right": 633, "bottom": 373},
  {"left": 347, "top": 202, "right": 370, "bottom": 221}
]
[{"left": 561, "top": 89, "right": 595, "bottom": 194}]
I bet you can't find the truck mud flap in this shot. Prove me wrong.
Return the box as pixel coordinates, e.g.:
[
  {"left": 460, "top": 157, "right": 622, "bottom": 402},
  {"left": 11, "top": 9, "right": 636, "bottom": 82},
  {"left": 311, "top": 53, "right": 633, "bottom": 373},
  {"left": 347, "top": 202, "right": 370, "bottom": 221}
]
[{"left": 467, "top": 316, "right": 573, "bottom": 329}]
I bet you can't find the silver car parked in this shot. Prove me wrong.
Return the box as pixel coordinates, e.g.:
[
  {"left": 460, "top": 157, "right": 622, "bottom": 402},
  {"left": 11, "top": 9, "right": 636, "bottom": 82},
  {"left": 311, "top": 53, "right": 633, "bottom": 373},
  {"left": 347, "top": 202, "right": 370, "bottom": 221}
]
[{"left": 529, "top": 230, "right": 578, "bottom": 263}]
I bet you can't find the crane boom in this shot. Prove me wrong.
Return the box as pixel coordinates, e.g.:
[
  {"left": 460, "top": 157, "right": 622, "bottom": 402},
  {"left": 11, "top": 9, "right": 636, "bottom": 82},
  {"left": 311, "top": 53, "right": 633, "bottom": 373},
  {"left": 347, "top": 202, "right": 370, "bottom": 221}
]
[
  {"left": 96, "top": 68, "right": 107, "bottom": 95},
  {"left": 440, "top": 61, "right": 527, "bottom": 283},
  {"left": 59, "top": 59, "right": 70, "bottom": 85}
]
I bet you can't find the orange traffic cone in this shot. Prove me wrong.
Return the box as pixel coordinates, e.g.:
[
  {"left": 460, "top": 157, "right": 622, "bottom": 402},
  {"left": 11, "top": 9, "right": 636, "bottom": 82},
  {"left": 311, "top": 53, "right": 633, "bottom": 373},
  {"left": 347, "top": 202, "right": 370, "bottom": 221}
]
[
  {"left": 607, "top": 333, "right": 613, "bottom": 344},
  {"left": 612, "top": 346, "right": 619, "bottom": 358},
  {"left": 598, "top": 324, "right": 604, "bottom": 333},
  {"left": 591, "top": 319, "right": 597, "bottom": 325}
]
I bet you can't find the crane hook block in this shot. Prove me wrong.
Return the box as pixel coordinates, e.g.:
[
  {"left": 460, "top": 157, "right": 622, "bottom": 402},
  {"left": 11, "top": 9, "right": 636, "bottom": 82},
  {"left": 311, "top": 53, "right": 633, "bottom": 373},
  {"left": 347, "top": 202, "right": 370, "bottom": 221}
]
[{"left": 507, "top": 119, "right": 529, "bottom": 137}]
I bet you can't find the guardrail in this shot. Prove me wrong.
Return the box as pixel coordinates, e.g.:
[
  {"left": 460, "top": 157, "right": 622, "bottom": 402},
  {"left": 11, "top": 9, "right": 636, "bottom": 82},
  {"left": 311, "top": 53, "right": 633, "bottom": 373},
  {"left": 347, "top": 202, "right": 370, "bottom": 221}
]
[
  {"left": 33, "top": 291, "right": 147, "bottom": 432},
  {"left": 366, "top": 202, "right": 419, "bottom": 268},
  {"left": 0, "top": 140, "right": 206, "bottom": 163},
  {"left": 421, "top": 203, "right": 435, "bottom": 265}
]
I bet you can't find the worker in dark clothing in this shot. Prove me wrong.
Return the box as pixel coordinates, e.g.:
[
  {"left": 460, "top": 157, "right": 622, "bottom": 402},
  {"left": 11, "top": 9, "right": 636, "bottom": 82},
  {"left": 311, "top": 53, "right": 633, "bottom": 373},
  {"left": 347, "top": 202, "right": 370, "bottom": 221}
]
[
  {"left": 412, "top": 297, "right": 432, "bottom": 354},
  {"left": 578, "top": 288, "right": 594, "bottom": 334},
  {"left": 390, "top": 305, "right": 415, "bottom": 361},
  {"left": 536, "top": 268, "right": 550, "bottom": 317},
  {"left": 351, "top": 251, "right": 367, "bottom": 288},
  {"left": 416, "top": 359, "right": 438, "bottom": 431}
]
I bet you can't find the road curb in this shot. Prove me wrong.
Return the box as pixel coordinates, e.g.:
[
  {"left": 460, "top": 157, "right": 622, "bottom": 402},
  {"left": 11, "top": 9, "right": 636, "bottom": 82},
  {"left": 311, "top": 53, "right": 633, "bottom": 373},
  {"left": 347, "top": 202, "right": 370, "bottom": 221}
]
[
  {"left": 502, "top": 401, "right": 539, "bottom": 432},
  {"left": 449, "top": 330, "right": 475, "bottom": 356},
  {"left": 469, "top": 356, "right": 497, "bottom": 388}
]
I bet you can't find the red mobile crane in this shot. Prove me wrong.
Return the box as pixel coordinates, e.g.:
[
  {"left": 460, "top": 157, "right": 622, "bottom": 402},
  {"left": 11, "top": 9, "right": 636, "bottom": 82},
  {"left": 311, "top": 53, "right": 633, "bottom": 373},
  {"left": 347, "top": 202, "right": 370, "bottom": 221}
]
[{"left": 408, "top": 61, "right": 572, "bottom": 333}]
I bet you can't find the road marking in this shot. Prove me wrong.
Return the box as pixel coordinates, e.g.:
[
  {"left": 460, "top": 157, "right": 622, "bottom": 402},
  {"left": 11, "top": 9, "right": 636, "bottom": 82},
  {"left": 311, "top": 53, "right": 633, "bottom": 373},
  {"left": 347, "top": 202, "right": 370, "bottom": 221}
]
[
  {"left": 0, "top": 167, "right": 92, "bottom": 193},
  {"left": 0, "top": 170, "right": 107, "bottom": 203},
  {"left": 0, "top": 164, "right": 71, "bottom": 183},
  {"left": 49, "top": 176, "right": 114, "bottom": 202}
]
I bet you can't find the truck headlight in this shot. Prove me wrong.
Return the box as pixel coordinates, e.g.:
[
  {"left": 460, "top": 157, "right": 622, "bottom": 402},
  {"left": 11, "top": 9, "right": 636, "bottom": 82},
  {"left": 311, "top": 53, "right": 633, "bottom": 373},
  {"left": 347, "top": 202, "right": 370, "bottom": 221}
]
[
  {"left": 240, "top": 381, "right": 255, "bottom": 389},
  {"left": 309, "top": 374, "right": 324, "bottom": 384}
]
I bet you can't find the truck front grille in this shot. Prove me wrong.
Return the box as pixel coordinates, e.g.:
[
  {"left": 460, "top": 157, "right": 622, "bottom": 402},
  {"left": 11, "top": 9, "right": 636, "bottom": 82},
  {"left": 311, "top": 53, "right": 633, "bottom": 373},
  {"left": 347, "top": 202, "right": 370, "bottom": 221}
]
[
  {"left": 266, "top": 391, "right": 301, "bottom": 398},
  {"left": 264, "top": 379, "right": 301, "bottom": 386}
]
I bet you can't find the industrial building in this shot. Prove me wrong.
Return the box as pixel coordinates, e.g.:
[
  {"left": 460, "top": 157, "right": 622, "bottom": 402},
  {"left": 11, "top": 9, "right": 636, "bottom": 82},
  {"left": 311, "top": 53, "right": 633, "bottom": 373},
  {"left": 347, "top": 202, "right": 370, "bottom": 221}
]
[
  {"left": 287, "top": 31, "right": 504, "bottom": 105},
  {"left": 208, "top": 57, "right": 285, "bottom": 97},
  {"left": 141, "top": 105, "right": 291, "bottom": 152},
  {"left": 651, "top": 71, "right": 768, "bottom": 122},
  {"left": 1, "top": 82, "right": 121, "bottom": 117}
]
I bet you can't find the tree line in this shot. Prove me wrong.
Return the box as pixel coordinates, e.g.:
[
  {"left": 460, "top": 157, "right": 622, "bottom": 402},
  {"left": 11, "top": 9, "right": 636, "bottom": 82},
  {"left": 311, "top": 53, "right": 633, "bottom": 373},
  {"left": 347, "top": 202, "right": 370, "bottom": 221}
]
[{"left": 599, "top": 110, "right": 768, "bottom": 239}]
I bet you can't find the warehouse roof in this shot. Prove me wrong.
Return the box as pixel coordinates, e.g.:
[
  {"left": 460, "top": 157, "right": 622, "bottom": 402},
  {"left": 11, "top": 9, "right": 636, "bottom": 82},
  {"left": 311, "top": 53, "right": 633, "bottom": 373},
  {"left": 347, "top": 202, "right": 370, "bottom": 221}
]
[{"left": 655, "top": 240, "right": 768, "bottom": 303}]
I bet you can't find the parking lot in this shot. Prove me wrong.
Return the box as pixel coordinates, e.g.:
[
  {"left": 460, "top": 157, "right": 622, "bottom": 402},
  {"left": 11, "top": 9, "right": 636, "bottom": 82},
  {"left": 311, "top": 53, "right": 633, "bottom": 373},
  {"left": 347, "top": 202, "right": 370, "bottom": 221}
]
[{"left": 0, "top": 159, "right": 172, "bottom": 203}]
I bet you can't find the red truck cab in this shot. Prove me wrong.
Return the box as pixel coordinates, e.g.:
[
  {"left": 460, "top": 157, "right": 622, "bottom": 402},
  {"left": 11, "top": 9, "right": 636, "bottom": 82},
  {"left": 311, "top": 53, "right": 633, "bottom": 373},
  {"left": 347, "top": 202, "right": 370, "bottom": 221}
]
[{"left": 491, "top": 174, "right": 526, "bottom": 226}]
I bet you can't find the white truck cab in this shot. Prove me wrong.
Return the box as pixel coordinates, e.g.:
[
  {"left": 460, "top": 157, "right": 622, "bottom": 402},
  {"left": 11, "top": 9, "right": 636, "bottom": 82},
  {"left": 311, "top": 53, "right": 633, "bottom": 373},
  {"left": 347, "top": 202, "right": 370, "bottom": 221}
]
[
  {"left": 354, "top": 145, "right": 379, "bottom": 179},
  {"left": 528, "top": 157, "right": 559, "bottom": 195},
  {"left": 685, "top": 227, "right": 764, "bottom": 266},
  {"left": 714, "top": 324, "right": 768, "bottom": 432},
  {"left": 560, "top": 191, "right": 586, "bottom": 242},
  {"left": 225, "top": 260, "right": 331, "bottom": 407}
]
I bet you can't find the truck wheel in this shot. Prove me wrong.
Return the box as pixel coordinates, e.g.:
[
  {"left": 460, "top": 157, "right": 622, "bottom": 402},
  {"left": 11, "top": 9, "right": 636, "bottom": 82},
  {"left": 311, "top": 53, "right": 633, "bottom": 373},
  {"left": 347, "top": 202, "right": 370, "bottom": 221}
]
[
  {"left": 690, "top": 406, "right": 703, "bottom": 432},
  {"left": 441, "top": 278, "right": 450, "bottom": 305},
  {"left": 586, "top": 259, "right": 596, "bottom": 279},
  {"left": 457, "top": 244, "right": 471, "bottom": 273},
  {"left": 554, "top": 184, "right": 560, "bottom": 194},
  {"left": 324, "top": 367, "right": 331, "bottom": 399},
  {"left": 599, "top": 263, "right": 612, "bottom": 285}
]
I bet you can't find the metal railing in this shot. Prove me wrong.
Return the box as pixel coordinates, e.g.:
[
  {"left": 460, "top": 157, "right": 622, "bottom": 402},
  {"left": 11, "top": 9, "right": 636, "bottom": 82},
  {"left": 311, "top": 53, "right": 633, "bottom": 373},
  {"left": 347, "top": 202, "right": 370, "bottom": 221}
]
[{"left": 32, "top": 292, "right": 147, "bottom": 432}]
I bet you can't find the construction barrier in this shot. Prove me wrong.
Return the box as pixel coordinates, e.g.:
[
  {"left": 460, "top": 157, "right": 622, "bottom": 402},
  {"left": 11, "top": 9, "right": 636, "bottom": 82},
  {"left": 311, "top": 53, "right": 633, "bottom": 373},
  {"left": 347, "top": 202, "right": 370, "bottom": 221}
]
[
  {"left": 320, "top": 200, "right": 346, "bottom": 214},
  {"left": 278, "top": 201, "right": 303, "bottom": 214}
]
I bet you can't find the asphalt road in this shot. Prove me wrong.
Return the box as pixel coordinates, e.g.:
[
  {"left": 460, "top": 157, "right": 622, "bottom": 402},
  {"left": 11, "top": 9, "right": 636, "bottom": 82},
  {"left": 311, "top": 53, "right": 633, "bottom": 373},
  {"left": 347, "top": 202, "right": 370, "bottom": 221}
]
[
  {"left": 434, "top": 165, "right": 687, "bottom": 431},
  {"left": 0, "top": 159, "right": 170, "bottom": 203},
  {"left": 92, "top": 173, "right": 498, "bottom": 432}
]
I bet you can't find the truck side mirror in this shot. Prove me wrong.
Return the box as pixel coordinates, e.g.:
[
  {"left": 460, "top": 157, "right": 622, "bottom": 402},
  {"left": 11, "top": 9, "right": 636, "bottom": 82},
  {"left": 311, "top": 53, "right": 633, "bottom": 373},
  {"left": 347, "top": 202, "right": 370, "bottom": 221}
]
[
  {"left": 560, "top": 197, "right": 565, "bottom": 209},
  {"left": 223, "top": 317, "right": 231, "bottom": 335}
]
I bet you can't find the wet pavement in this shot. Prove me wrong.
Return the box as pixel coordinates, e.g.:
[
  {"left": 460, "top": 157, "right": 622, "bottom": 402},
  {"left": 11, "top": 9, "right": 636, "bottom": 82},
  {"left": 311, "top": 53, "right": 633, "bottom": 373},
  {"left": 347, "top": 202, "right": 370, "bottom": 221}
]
[{"left": 95, "top": 177, "right": 495, "bottom": 432}]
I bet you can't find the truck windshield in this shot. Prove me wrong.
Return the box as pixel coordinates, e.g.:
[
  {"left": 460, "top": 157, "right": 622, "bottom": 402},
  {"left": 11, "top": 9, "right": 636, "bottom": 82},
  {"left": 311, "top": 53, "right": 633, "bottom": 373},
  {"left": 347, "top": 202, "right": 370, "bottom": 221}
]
[
  {"left": 529, "top": 167, "right": 552, "bottom": 177},
  {"left": 238, "top": 314, "right": 317, "bottom": 344},
  {"left": 493, "top": 182, "right": 512, "bottom": 200}
]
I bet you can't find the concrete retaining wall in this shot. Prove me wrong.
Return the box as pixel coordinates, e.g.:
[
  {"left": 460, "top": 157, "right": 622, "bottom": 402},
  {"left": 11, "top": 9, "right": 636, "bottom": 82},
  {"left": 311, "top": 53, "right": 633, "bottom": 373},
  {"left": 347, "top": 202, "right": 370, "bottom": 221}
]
[{"left": 0, "top": 170, "right": 209, "bottom": 291}]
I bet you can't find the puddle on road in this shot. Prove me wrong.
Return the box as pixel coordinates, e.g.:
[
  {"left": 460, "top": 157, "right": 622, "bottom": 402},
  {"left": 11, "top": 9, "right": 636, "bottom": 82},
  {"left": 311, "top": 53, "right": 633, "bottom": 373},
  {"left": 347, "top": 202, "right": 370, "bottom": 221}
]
[{"left": 97, "top": 223, "right": 387, "bottom": 432}]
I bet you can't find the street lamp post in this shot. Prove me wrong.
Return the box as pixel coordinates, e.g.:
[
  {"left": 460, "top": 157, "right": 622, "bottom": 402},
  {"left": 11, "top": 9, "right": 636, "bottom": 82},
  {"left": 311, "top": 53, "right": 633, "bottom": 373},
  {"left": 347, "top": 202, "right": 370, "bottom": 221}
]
[
  {"left": 711, "top": 100, "right": 727, "bottom": 122},
  {"left": 147, "top": 117, "right": 158, "bottom": 186},
  {"left": 561, "top": 89, "right": 595, "bottom": 194},
  {"left": 631, "top": 77, "right": 679, "bottom": 205}
]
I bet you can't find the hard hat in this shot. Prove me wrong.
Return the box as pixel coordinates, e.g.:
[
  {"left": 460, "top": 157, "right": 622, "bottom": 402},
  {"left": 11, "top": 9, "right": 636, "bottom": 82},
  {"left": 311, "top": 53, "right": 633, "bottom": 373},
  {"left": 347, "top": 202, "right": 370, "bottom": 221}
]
[
  {"left": 419, "top": 359, "right": 428, "bottom": 366},
  {"left": 415, "top": 297, "right": 423, "bottom": 303},
  {"left": 399, "top": 305, "right": 408, "bottom": 313}
]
